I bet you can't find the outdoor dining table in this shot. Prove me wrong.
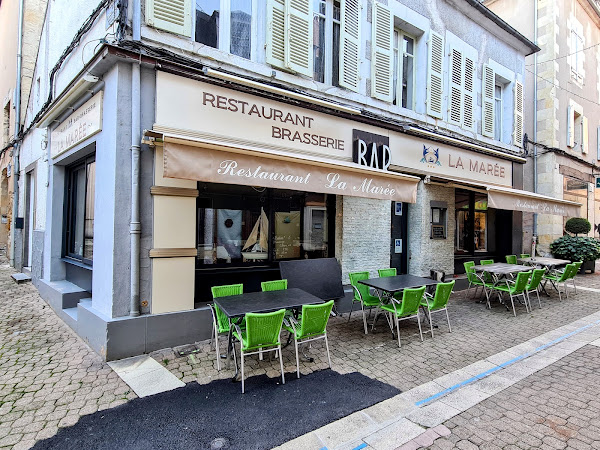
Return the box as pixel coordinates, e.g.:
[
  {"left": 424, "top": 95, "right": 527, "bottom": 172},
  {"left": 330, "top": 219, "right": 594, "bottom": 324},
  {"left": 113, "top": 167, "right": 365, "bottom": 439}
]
[
  {"left": 213, "top": 288, "right": 323, "bottom": 380},
  {"left": 518, "top": 257, "right": 571, "bottom": 295},
  {"left": 472, "top": 263, "right": 532, "bottom": 310}
]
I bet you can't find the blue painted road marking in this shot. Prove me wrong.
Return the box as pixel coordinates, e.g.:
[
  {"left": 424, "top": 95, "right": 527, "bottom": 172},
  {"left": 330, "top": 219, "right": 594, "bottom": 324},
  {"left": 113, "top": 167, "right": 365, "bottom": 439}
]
[{"left": 415, "top": 319, "right": 600, "bottom": 407}]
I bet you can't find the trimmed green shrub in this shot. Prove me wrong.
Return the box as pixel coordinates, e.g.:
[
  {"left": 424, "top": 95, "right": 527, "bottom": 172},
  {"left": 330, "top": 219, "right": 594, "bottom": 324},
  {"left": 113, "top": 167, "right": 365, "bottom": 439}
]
[
  {"left": 565, "top": 217, "right": 591, "bottom": 236},
  {"left": 550, "top": 235, "right": 600, "bottom": 262}
]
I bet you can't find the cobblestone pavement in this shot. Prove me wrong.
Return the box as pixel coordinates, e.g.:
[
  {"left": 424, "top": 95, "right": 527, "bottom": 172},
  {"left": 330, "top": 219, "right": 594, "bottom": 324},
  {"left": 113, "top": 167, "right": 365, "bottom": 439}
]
[
  {"left": 426, "top": 345, "right": 600, "bottom": 450},
  {"left": 156, "top": 271, "right": 600, "bottom": 396},
  {"left": 0, "top": 254, "right": 136, "bottom": 450}
]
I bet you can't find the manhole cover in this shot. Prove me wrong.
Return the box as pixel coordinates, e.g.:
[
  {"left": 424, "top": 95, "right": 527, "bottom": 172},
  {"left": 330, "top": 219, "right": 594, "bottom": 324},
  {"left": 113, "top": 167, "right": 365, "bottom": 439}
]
[{"left": 210, "top": 437, "right": 230, "bottom": 449}]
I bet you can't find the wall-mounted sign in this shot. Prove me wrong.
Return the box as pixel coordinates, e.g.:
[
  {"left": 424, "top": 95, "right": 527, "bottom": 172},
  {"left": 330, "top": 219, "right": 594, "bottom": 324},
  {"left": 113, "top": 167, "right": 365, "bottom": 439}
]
[
  {"left": 394, "top": 202, "right": 403, "bottom": 216},
  {"left": 352, "top": 130, "right": 390, "bottom": 170},
  {"left": 394, "top": 239, "right": 402, "bottom": 253},
  {"left": 596, "top": 176, "right": 600, "bottom": 189},
  {"left": 431, "top": 224, "right": 446, "bottom": 239},
  {"left": 51, "top": 91, "right": 103, "bottom": 158}
]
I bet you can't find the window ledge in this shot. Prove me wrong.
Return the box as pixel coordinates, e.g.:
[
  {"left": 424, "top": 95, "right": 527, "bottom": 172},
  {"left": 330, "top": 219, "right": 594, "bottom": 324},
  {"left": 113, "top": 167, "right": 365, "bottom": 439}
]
[{"left": 61, "top": 257, "right": 93, "bottom": 271}]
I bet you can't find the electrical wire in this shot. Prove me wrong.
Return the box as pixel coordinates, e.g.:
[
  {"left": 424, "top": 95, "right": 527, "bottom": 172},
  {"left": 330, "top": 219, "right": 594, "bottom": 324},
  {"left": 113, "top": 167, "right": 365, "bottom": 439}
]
[
  {"left": 524, "top": 67, "right": 600, "bottom": 107},
  {"left": 526, "top": 41, "right": 600, "bottom": 67}
]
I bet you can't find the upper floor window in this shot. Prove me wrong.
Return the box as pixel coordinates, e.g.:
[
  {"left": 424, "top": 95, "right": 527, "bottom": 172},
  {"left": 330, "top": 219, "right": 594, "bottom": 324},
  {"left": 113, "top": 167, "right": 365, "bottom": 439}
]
[
  {"left": 313, "top": 0, "right": 340, "bottom": 85},
  {"left": 570, "top": 20, "right": 584, "bottom": 82},
  {"left": 494, "top": 84, "right": 502, "bottom": 141},
  {"left": 195, "top": 0, "right": 252, "bottom": 59},
  {"left": 393, "top": 29, "right": 415, "bottom": 109}
]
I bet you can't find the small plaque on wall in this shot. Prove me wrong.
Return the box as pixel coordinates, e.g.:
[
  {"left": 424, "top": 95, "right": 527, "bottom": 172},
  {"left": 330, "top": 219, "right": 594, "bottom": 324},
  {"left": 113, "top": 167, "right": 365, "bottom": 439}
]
[{"left": 431, "top": 224, "right": 445, "bottom": 239}]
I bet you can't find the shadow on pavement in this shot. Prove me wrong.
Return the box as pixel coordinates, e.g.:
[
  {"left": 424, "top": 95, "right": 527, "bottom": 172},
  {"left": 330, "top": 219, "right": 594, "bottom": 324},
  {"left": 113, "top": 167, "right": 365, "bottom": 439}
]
[{"left": 34, "top": 369, "right": 400, "bottom": 450}]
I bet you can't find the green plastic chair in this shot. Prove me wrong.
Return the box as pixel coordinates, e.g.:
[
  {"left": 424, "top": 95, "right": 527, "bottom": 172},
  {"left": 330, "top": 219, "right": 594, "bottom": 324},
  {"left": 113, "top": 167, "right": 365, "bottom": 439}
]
[
  {"left": 505, "top": 255, "right": 517, "bottom": 264},
  {"left": 284, "top": 300, "right": 334, "bottom": 379},
  {"left": 348, "top": 272, "right": 381, "bottom": 334},
  {"left": 571, "top": 261, "right": 582, "bottom": 294},
  {"left": 478, "top": 259, "right": 496, "bottom": 300},
  {"left": 520, "top": 254, "right": 530, "bottom": 259},
  {"left": 209, "top": 284, "right": 243, "bottom": 371},
  {"left": 232, "top": 309, "right": 286, "bottom": 394},
  {"left": 421, "top": 280, "right": 455, "bottom": 337},
  {"left": 378, "top": 268, "right": 397, "bottom": 277},
  {"left": 525, "top": 269, "right": 546, "bottom": 309},
  {"left": 493, "top": 271, "right": 531, "bottom": 316},
  {"left": 261, "top": 280, "right": 288, "bottom": 292},
  {"left": 464, "top": 261, "right": 485, "bottom": 298},
  {"left": 544, "top": 263, "right": 576, "bottom": 301},
  {"left": 378, "top": 285, "right": 426, "bottom": 348}
]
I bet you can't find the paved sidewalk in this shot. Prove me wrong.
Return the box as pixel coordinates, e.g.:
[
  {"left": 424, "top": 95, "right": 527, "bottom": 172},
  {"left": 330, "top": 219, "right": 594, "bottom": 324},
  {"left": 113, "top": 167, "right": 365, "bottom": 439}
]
[{"left": 0, "top": 255, "right": 136, "bottom": 450}]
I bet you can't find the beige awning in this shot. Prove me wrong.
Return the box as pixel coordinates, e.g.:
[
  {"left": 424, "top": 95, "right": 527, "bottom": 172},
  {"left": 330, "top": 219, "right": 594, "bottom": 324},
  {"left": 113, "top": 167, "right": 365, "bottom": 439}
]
[
  {"left": 158, "top": 135, "right": 420, "bottom": 203},
  {"left": 487, "top": 186, "right": 581, "bottom": 217}
]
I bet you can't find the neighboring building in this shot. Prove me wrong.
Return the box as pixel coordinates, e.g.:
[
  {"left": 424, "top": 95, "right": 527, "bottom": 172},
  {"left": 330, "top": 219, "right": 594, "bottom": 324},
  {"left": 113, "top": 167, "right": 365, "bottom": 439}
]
[
  {"left": 22, "top": 0, "right": 586, "bottom": 361},
  {"left": 0, "top": 0, "right": 48, "bottom": 262},
  {"left": 485, "top": 0, "right": 600, "bottom": 253}
]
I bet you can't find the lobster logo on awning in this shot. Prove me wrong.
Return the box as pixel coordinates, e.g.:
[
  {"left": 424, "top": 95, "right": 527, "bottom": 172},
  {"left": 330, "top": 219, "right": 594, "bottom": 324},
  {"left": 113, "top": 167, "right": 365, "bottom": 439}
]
[{"left": 420, "top": 145, "right": 441, "bottom": 166}]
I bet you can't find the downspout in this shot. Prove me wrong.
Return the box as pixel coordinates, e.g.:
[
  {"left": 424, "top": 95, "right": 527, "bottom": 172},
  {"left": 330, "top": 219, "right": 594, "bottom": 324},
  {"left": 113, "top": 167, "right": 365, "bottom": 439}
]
[
  {"left": 532, "top": 0, "right": 538, "bottom": 243},
  {"left": 10, "top": 0, "right": 25, "bottom": 268},
  {"left": 130, "top": 0, "right": 142, "bottom": 316}
]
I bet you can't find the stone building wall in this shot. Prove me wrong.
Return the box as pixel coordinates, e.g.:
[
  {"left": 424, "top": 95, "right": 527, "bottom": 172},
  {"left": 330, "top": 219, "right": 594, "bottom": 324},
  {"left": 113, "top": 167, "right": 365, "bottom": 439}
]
[{"left": 407, "top": 182, "right": 455, "bottom": 277}]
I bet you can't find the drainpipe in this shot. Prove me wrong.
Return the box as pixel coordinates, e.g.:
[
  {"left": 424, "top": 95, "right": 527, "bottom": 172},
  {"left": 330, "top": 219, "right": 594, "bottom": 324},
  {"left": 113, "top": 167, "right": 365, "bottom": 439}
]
[
  {"left": 130, "top": 0, "right": 142, "bottom": 317},
  {"left": 10, "top": 0, "right": 25, "bottom": 268},
  {"left": 532, "top": 0, "right": 538, "bottom": 246}
]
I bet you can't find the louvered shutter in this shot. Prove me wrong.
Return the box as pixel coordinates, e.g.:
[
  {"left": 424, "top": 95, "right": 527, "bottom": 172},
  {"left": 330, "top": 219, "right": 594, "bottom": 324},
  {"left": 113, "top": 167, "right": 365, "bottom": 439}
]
[
  {"left": 266, "top": 0, "right": 286, "bottom": 69},
  {"left": 463, "top": 56, "right": 475, "bottom": 130},
  {"left": 285, "top": 0, "right": 313, "bottom": 76},
  {"left": 567, "top": 105, "right": 574, "bottom": 147},
  {"left": 426, "top": 31, "right": 444, "bottom": 119},
  {"left": 340, "top": 0, "right": 361, "bottom": 92},
  {"left": 448, "top": 49, "right": 463, "bottom": 126},
  {"left": 482, "top": 64, "right": 495, "bottom": 138},
  {"left": 371, "top": 1, "right": 393, "bottom": 101},
  {"left": 582, "top": 116, "right": 589, "bottom": 153},
  {"left": 513, "top": 80, "right": 524, "bottom": 147},
  {"left": 145, "top": 0, "right": 192, "bottom": 37}
]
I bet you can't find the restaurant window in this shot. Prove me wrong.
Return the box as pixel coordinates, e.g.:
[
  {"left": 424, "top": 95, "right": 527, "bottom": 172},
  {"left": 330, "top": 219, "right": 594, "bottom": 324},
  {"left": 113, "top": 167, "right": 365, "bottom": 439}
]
[
  {"left": 64, "top": 154, "right": 95, "bottom": 264},
  {"left": 393, "top": 29, "right": 415, "bottom": 109},
  {"left": 455, "top": 190, "right": 487, "bottom": 253},
  {"left": 196, "top": 183, "right": 334, "bottom": 267},
  {"left": 563, "top": 176, "right": 589, "bottom": 228},
  {"left": 313, "top": 0, "right": 341, "bottom": 85},
  {"left": 195, "top": 0, "right": 252, "bottom": 60}
]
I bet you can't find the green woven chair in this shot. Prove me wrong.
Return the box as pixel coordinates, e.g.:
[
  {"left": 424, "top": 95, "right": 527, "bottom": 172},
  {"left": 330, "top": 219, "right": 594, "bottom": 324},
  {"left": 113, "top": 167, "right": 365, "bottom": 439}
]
[
  {"left": 261, "top": 280, "right": 288, "bottom": 292},
  {"left": 284, "top": 300, "right": 334, "bottom": 379},
  {"left": 544, "top": 263, "right": 576, "bottom": 301},
  {"left": 378, "top": 268, "right": 397, "bottom": 277},
  {"left": 505, "top": 255, "right": 517, "bottom": 264},
  {"left": 209, "top": 284, "right": 243, "bottom": 371},
  {"left": 493, "top": 271, "right": 531, "bottom": 316},
  {"left": 232, "top": 309, "right": 286, "bottom": 394},
  {"left": 525, "top": 269, "right": 546, "bottom": 309},
  {"left": 464, "top": 261, "right": 485, "bottom": 298},
  {"left": 348, "top": 271, "right": 381, "bottom": 334},
  {"left": 421, "top": 280, "right": 455, "bottom": 337},
  {"left": 520, "top": 254, "right": 530, "bottom": 259},
  {"left": 378, "top": 285, "right": 426, "bottom": 348}
]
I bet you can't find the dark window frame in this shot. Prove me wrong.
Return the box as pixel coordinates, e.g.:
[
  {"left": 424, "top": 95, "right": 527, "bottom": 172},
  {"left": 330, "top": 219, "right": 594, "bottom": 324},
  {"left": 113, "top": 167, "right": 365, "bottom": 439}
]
[{"left": 63, "top": 154, "right": 95, "bottom": 266}]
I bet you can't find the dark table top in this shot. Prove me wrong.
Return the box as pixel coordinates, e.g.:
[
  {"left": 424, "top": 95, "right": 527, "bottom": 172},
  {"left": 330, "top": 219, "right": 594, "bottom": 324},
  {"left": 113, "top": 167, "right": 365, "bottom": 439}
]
[
  {"left": 358, "top": 274, "right": 439, "bottom": 293},
  {"left": 213, "top": 288, "right": 323, "bottom": 318},
  {"left": 472, "top": 263, "right": 532, "bottom": 275}
]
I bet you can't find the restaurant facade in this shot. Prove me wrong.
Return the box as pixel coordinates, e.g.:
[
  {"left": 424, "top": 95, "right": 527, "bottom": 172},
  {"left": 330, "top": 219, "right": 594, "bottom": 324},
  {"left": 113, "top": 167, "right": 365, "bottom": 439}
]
[{"left": 16, "top": 0, "right": 579, "bottom": 360}]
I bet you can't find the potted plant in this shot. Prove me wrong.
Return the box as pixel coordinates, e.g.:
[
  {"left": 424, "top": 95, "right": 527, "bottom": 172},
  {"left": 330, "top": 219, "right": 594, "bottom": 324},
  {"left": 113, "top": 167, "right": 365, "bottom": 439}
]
[{"left": 550, "top": 218, "right": 600, "bottom": 273}]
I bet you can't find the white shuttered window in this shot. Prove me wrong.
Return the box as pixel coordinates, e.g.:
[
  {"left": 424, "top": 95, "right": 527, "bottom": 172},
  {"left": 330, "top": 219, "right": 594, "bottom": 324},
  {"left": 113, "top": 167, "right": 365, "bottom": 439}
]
[
  {"left": 146, "top": 0, "right": 192, "bottom": 37},
  {"left": 267, "top": 0, "right": 286, "bottom": 68},
  {"left": 482, "top": 64, "right": 495, "bottom": 138},
  {"left": 339, "top": 0, "right": 361, "bottom": 92},
  {"left": 448, "top": 49, "right": 463, "bottom": 126},
  {"left": 285, "top": 0, "right": 313, "bottom": 76},
  {"left": 513, "top": 80, "right": 524, "bottom": 147},
  {"left": 371, "top": 1, "right": 393, "bottom": 101},
  {"left": 426, "top": 31, "right": 444, "bottom": 119}
]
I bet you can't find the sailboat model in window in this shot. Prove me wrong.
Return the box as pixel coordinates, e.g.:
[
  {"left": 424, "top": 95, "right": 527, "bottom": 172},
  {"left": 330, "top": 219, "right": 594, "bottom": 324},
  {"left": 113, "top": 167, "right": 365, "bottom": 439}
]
[{"left": 242, "top": 207, "right": 269, "bottom": 261}]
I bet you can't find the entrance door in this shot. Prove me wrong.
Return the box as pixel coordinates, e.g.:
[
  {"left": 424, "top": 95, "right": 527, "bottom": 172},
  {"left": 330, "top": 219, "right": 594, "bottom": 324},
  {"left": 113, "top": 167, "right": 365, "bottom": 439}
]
[
  {"left": 25, "top": 172, "right": 35, "bottom": 268},
  {"left": 390, "top": 202, "right": 408, "bottom": 274}
]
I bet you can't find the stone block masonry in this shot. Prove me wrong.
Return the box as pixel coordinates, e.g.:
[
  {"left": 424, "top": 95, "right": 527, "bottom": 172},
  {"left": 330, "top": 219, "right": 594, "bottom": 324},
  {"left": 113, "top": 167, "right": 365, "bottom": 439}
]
[{"left": 408, "top": 182, "right": 455, "bottom": 277}]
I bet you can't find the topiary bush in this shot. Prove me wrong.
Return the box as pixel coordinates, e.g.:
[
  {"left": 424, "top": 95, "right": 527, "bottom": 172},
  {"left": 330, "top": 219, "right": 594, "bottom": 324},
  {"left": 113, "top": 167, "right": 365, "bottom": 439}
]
[
  {"left": 565, "top": 217, "right": 591, "bottom": 236},
  {"left": 550, "top": 235, "right": 600, "bottom": 262}
]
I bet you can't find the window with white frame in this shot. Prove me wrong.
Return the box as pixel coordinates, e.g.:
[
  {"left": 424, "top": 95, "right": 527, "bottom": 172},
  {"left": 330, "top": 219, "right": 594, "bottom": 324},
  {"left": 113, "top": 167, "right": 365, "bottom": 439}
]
[
  {"left": 393, "top": 29, "right": 415, "bottom": 109},
  {"left": 570, "top": 20, "right": 584, "bottom": 82},
  {"left": 195, "top": 0, "right": 252, "bottom": 59},
  {"left": 567, "top": 103, "right": 588, "bottom": 153},
  {"left": 494, "top": 84, "right": 502, "bottom": 141},
  {"left": 448, "top": 47, "right": 475, "bottom": 131},
  {"left": 312, "top": 0, "right": 341, "bottom": 85}
]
